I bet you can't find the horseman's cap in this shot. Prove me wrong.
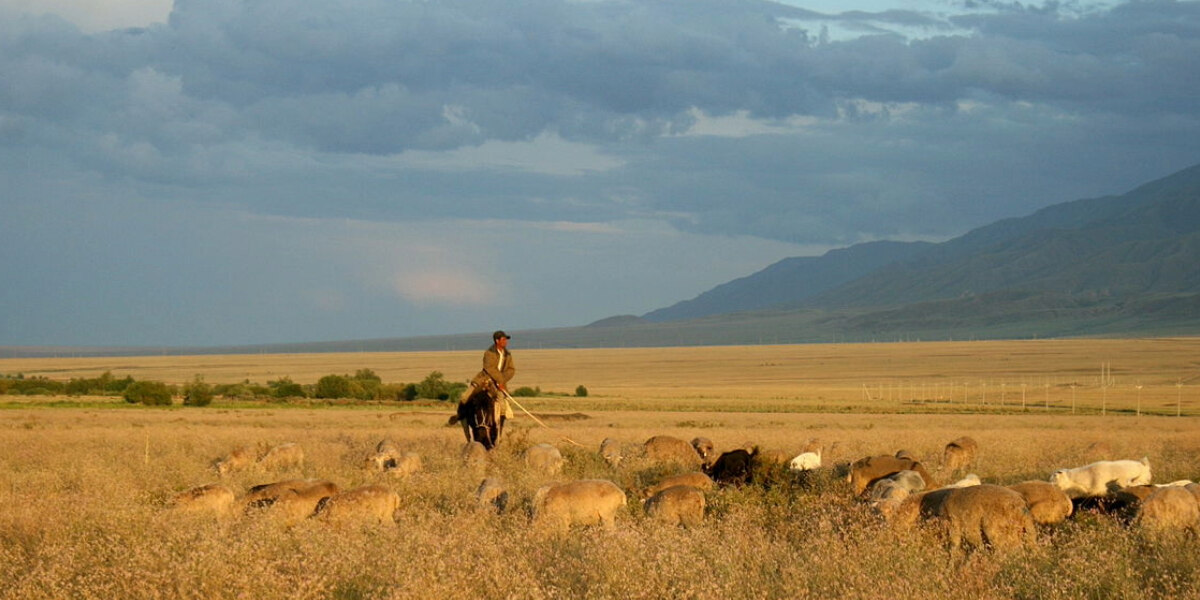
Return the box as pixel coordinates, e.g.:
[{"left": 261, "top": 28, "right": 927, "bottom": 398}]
[{"left": 493, "top": 330, "right": 511, "bottom": 340}]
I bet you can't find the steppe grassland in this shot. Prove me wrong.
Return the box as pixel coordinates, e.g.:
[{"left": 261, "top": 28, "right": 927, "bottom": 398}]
[
  {"left": 6, "top": 337, "right": 1200, "bottom": 413},
  {"left": 2, "top": 339, "right": 1200, "bottom": 598}
]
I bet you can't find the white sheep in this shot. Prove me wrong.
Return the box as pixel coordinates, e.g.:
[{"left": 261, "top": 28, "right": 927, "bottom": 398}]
[
  {"left": 944, "top": 474, "right": 983, "bottom": 489},
  {"left": 788, "top": 450, "right": 822, "bottom": 472},
  {"left": 1050, "top": 458, "right": 1152, "bottom": 499}
]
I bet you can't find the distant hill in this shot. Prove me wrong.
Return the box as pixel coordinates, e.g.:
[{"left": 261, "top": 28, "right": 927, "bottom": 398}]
[
  {"left": 640, "top": 162, "right": 1200, "bottom": 335},
  {"left": 642, "top": 241, "right": 934, "bottom": 322}
]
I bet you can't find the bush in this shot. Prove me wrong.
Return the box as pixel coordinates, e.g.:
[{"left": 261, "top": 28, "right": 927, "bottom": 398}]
[
  {"left": 415, "top": 371, "right": 466, "bottom": 401},
  {"left": 182, "top": 376, "right": 213, "bottom": 407},
  {"left": 510, "top": 386, "right": 541, "bottom": 397},
  {"left": 314, "top": 374, "right": 353, "bottom": 399},
  {"left": 575, "top": 385, "right": 588, "bottom": 397},
  {"left": 269, "top": 377, "right": 306, "bottom": 399},
  {"left": 123, "top": 380, "right": 173, "bottom": 406}
]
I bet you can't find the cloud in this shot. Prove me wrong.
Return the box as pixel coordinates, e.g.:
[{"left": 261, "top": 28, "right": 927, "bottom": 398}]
[{"left": 2, "top": 0, "right": 1199, "bottom": 346}]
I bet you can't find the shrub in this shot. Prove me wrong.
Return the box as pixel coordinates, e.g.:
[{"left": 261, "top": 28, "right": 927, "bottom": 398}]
[
  {"left": 269, "top": 377, "right": 306, "bottom": 399},
  {"left": 415, "top": 371, "right": 466, "bottom": 401},
  {"left": 315, "top": 374, "right": 353, "bottom": 399},
  {"left": 575, "top": 385, "right": 588, "bottom": 397},
  {"left": 182, "top": 376, "right": 213, "bottom": 407},
  {"left": 511, "top": 386, "right": 541, "bottom": 397},
  {"left": 123, "top": 380, "right": 173, "bottom": 406}
]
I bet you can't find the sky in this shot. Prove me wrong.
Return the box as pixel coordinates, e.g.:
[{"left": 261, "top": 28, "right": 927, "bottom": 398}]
[{"left": 1, "top": 0, "right": 1198, "bottom": 348}]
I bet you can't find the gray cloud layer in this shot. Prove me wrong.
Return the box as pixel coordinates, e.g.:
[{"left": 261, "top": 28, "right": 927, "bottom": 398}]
[{"left": 2, "top": 0, "right": 1199, "bottom": 345}]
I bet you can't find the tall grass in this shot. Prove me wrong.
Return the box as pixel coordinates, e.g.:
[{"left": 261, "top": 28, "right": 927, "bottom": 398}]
[{"left": 1, "top": 407, "right": 1199, "bottom": 598}]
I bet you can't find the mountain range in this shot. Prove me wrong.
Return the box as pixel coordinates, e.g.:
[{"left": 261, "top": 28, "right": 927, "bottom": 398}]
[{"left": 5, "top": 162, "right": 1199, "bottom": 357}]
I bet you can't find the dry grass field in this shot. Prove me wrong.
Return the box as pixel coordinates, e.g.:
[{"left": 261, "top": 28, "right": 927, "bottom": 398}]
[{"left": 3, "top": 338, "right": 1200, "bottom": 599}]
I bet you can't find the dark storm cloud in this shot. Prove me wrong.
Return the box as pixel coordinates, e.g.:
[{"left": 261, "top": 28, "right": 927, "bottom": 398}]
[{"left": 2, "top": 1, "right": 1200, "bottom": 346}]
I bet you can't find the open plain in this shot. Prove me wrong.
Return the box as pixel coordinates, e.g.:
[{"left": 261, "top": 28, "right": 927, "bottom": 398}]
[{"left": 2, "top": 338, "right": 1200, "bottom": 599}]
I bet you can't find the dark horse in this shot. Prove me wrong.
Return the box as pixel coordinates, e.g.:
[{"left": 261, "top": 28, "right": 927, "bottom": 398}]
[{"left": 453, "top": 386, "right": 506, "bottom": 450}]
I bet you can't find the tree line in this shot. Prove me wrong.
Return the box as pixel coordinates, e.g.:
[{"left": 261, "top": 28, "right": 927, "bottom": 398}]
[{"left": 1, "top": 370, "right": 587, "bottom": 406}]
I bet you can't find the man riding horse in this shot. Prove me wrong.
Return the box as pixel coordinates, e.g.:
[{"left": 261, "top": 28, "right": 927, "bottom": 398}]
[{"left": 455, "top": 330, "right": 515, "bottom": 450}]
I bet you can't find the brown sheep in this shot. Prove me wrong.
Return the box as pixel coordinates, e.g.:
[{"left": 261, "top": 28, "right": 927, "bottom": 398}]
[
  {"left": 315, "top": 485, "right": 400, "bottom": 524},
  {"left": 376, "top": 439, "right": 402, "bottom": 456},
  {"left": 532, "top": 479, "right": 626, "bottom": 530},
  {"left": 643, "top": 485, "right": 705, "bottom": 527},
  {"left": 363, "top": 439, "right": 402, "bottom": 471},
  {"left": 1007, "top": 481, "right": 1073, "bottom": 525},
  {"left": 882, "top": 485, "right": 1036, "bottom": 553},
  {"left": 265, "top": 484, "right": 341, "bottom": 524},
  {"left": 476, "top": 477, "right": 509, "bottom": 514},
  {"left": 642, "top": 471, "right": 715, "bottom": 499},
  {"left": 523, "top": 443, "right": 565, "bottom": 475},
  {"left": 940, "top": 484, "right": 1037, "bottom": 553},
  {"left": 643, "top": 435, "right": 703, "bottom": 469},
  {"left": 1133, "top": 486, "right": 1200, "bottom": 537},
  {"left": 257, "top": 443, "right": 304, "bottom": 471},
  {"left": 384, "top": 452, "right": 422, "bottom": 477},
  {"left": 850, "top": 455, "right": 938, "bottom": 497},
  {"left": 691, "top": 437, "right": 716, "bottom": 467},
  {"left": 462, "top": 441, "right": 489, "bottom": 467},
  {"left": 600, "top": 438, "right": 623, "bottom": 467},
  {"left": 243, "top": 479, "right": 339, "bottom": 512},
  {"left": 212, "top": 446, "right": 255, "bottom": 477},
  {"left": 942, "top": 436, "right": 978, "bottom": 475},
  {"left": 170, "top": 483, "right": 236, "bottom": 516}
]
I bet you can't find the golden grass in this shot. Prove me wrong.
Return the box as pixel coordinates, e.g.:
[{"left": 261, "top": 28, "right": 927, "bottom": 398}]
[
  {"left": 4, "top": 337, "right": 1200, "bottom": 414},
  {"left": 3, "top": 339, "right": 1200, "bottom": 598}
]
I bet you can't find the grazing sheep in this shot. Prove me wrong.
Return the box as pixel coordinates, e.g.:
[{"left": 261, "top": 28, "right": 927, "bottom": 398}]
[
  {"left": 257, "top": 443, "right": 304, "bottom": 472},
  {"left": 706, "top": 449, "right": 754, "bottom": 486},
  {"left": 386, "top": 452, "right": 423, "bottom": 477},
  {"left": 363, "top": 440, "right": 402, "bottom": 471},
  {"left": 643, "top": 485, "right": 706, "bottom": 527},
  {"left": 376, "top": 439, "right": 402, "bottom": 456},
  {"left": 1050, "top": 458, "right": 1152, "bottom": 499},
  {"left": 170, "top": 483, "right": 236, "bottom": 516},
  {"left": 213, "top": 446, "right": 255, "bottom": 477},
  {"left": 243, "top": 479, "right": 339, "bottom": 511},
  {"left": 789, "top": 450, "right": 822, "bottom": 472},
  {"left": 1007, "top": 481, "right": 1073, "bottom": 525},
  {"left": 642, "top": 472, "right": 715, "bottom": 499},
  {"left": 462, "top": 441, "right": 489, "bottom": 467},
  {"left": 532, "top": 479, "right": 626, "bottom": 530},
  {"left": 265, "top": 484, "right": 341, "bottom": 524},
  {"left": 643, "top": 436, "right": 703, "bottom": 469},
  {"left": 524, "top": 443, "right": 565, "bottom": 475},
  {"left": 1133, "top": 487, "right": 1200, "bottom": 537},
  {"left": 315, "top": 485, "right": 400, "bottom": 524},
  {"left": 868, "top": 470, "right": 928, "bottom": 506},
  {"left": 942, "top": 436, "right": 978, "bottom": 475},
  {"left": 476, "top": 477, "right": 509, "bottom": 514},
  {"left": 600, "top": 438, "right": 623, "bottom": 467},
  {"left": 799, "top": 438, "right": 824, "bottom": 455},
  {"left": 940, "top": 484, "right": 1037, "bottom": 553},
  {"left": 944, "top": 474, "right": 983, "bottom": 489},
  {"left": 691, "top": 437, "right": 716, "bottom": 467},
  {"left": 850, "top": 455, "right": 938, "bottom": 497},
  {"left": 1186, "top": 483, "right": 1200, "bottom": 504}
]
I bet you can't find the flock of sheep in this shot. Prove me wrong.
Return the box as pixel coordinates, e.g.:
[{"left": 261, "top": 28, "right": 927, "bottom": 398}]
[{"left": 170, "top": 433, "right": 1200, "bottom": 554}]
